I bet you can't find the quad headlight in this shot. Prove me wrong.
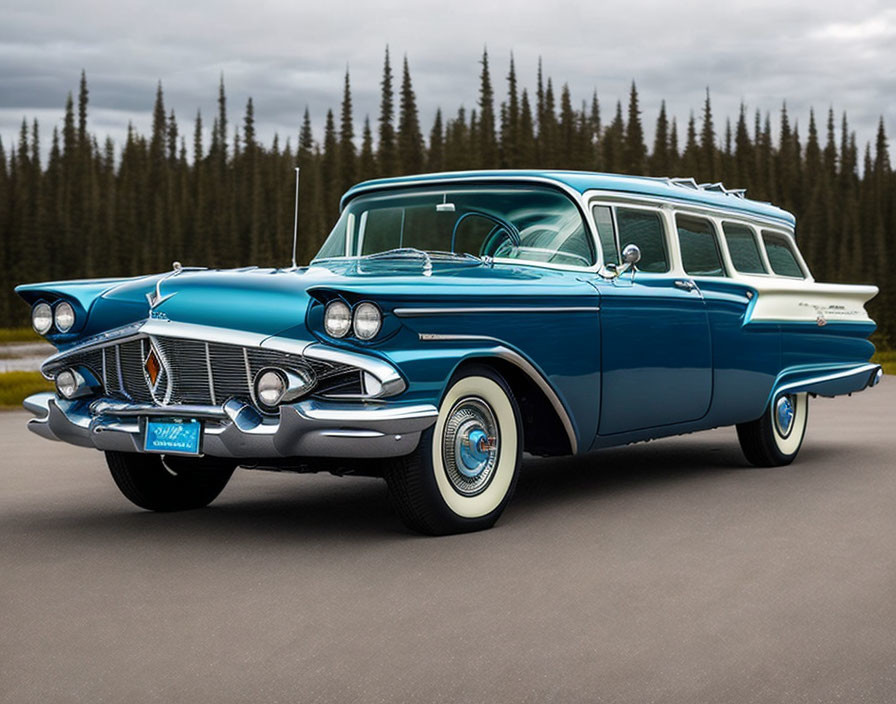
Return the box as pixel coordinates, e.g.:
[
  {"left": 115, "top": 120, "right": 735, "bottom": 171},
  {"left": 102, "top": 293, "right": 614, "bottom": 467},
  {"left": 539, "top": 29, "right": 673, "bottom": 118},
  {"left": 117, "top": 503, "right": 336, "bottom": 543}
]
[
  {"left": 324, "top": 301, "right": 352, "bottom": 338},
  {"left": 31, "top": 302, "right": 53, "bottom": 335},
  {"left": 54, "top": 301, "right": 76, "bottom": 333},
  {"left": 352, "top": 302, "right": 382, "bottom": 340}
]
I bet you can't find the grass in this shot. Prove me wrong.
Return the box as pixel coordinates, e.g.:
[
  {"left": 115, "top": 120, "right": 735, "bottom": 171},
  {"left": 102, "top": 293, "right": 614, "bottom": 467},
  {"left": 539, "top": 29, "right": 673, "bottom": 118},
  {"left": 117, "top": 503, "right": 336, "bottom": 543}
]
[
  {"left": 873, "top": 349, "right": 896, "bottom": 376},
  {"left": 0, "top": 327, "right": 42, "bottom": 343},
  {"left": 0, "top": 371, "right": 53, "bottom": 408}
]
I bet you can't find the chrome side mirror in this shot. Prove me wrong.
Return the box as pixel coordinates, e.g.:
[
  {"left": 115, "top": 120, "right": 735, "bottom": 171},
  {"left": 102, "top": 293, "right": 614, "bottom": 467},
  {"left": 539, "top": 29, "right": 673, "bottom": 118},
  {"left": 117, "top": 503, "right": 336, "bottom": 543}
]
[
  {"left": 599, "top": 243, "right": 641, "bottom": 280},
  {"left": 621, "top": 244, "right": 641, "bottom": 266}
]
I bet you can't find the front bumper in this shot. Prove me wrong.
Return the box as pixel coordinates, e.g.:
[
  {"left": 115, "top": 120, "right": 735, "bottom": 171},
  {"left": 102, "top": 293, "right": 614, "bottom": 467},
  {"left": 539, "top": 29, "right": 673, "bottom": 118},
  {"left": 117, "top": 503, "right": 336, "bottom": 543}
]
[{"left": 24, "top": 392, "right": 437, "bottom": 459}]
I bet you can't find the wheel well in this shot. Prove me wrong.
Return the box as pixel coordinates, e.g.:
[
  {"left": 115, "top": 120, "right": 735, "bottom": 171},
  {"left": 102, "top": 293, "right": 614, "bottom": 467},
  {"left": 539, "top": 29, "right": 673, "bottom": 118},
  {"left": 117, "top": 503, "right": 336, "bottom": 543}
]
[{"left": 452, "top": 357, "right": 573, "bottom": 457}]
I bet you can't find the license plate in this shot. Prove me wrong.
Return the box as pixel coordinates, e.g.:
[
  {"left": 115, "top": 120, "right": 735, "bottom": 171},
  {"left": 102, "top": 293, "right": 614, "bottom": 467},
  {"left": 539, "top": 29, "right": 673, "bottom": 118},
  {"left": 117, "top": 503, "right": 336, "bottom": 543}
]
[{"left": 144, "top": 419, "right": 201, "bottom": 455}]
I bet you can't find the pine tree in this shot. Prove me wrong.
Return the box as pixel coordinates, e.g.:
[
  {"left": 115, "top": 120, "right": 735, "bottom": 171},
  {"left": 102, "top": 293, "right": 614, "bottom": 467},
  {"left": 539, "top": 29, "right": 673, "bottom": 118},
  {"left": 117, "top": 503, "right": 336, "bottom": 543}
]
[
  {"left": 699, "top": 88, "right": 717, "bottom": 181},
  {"left": 650, "top": 100, "right": 670, "bottom": 175},
  {"left": 397, "top": 56, "right": 424, "bottom": 174},
  {"left": 377, "top": 47, "right": 397, "bottom": 177},
  {"left": 519, "top": 89, "right": 536, "bottom": 167},
  {"left": 358, "top": 115, "right": 377, "bottom": 182},
  {"left": 623, "top": 82, "right": 646, "bottom": 174},
  {"left": 339, "top": 69, "right": 357, "bottom": 194},
  {"left": 427, "top": 109, "right": 444, "bottom": 172},
  {"left": 477, "top": 49, "right": 498, "bottom": 168}
]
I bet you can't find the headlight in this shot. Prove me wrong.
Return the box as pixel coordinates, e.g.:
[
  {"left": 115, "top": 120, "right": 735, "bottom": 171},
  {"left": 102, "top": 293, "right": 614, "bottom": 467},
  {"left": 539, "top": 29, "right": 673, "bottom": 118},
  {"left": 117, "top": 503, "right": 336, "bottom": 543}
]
[
  {"left": 31, "top": 302, "right": 53, "bottom": 334},
  {"left": 353, "top": 302, "right": 382, "bottom": 340},
  {"left": 324, "top": 300, "right": 352, "bottom": 338},
  {"left": 255, "top": 369, "right": 287, "bottom": 409},
  {"left": 54, "top": 301, "right": 75, "bottom": 333}
]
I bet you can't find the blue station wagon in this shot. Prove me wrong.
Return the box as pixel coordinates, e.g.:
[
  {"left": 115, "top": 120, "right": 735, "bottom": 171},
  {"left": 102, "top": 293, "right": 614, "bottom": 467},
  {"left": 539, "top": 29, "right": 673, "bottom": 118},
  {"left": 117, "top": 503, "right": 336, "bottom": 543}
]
[{"left": 17, "top": 170, "right": 882, "bottom": 534}]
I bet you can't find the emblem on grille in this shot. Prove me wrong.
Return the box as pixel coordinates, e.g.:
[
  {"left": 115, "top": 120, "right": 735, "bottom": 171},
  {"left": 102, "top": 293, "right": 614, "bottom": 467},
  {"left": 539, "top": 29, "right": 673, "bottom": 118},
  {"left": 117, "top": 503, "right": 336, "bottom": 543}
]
[
  {"left": 144, "top": 346, "right": 162, "bottom": 387},
  {"left": 142, "top": 339, "right": 171, "bottom": 404}
]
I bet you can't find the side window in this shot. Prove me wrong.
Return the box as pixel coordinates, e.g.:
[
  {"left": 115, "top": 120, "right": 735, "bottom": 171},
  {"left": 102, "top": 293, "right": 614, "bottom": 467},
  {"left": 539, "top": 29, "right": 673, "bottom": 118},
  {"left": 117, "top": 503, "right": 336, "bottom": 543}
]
[
  {"left": 616, "top": 208, "right": 669, "bottom": 273},
  {"left": 676, "top": 215, "right": 725, "bottom": 276},
  {"left": 722, "top": 222, "right": 767, "bottom": 274},
  {"left": 762, "top": 231, "right": 804, "bottom": 278},
  {"left": 592, "top": 205, "right": 618, "bottom": 266}
]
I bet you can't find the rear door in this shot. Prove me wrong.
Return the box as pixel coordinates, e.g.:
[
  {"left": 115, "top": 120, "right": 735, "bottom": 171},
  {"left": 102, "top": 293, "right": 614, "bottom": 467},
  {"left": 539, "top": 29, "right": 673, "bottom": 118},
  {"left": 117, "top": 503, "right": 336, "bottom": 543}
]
[{"left": 593, "top": 204, "right": 713, "bottom": 435}]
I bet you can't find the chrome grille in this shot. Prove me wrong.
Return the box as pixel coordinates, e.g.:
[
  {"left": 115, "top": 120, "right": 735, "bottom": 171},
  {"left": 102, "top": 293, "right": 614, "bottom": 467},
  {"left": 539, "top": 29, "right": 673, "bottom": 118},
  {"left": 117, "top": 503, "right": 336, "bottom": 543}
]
[{"left": 48, "top": 335, "right": 357, "bottom": 407}]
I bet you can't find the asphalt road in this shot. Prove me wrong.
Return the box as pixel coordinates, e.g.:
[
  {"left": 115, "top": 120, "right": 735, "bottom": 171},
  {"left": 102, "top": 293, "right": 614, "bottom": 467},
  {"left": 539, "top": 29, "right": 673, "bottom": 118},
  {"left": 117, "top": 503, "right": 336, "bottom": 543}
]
[{"left": 1, "top": 382, "right": 894, "bottom": 704}]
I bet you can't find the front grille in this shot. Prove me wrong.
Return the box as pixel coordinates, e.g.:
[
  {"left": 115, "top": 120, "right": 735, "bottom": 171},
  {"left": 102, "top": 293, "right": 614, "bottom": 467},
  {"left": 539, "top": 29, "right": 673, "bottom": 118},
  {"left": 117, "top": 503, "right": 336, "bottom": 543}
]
[{"left": 48, "top": 335, "right": 361, "bottom": 407}]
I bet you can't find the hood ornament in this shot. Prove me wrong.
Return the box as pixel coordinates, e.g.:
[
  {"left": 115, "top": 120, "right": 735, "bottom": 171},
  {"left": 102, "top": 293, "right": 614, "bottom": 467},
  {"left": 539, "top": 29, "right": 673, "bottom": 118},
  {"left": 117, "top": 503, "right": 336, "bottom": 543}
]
[{"left": 145, "top": 261, "right": 206, "bottom": 314}]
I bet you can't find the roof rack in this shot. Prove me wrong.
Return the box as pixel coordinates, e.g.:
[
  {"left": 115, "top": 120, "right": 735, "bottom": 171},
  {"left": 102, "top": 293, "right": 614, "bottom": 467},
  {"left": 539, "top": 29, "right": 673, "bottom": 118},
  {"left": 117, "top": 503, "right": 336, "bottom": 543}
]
[{"left": 664, "top": 177, "right": 747, "bottom": 199}]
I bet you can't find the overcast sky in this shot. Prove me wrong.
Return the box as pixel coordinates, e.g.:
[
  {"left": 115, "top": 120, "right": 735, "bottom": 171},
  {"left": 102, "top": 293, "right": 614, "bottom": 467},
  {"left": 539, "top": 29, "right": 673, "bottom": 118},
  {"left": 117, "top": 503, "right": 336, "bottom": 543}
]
[{"left": 2, "top": 0, "right": 894, "bottom": 169}]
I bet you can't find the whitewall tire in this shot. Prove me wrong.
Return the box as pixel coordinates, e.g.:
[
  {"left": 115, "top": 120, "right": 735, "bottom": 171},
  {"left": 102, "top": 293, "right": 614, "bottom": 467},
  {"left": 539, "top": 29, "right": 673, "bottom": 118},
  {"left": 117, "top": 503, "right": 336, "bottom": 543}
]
[
  {"left": 385, "top": 365, "right": 522, "bottom": 535},
  {"left": 736, "top": 392, "right": 809, "bottom": 467}
]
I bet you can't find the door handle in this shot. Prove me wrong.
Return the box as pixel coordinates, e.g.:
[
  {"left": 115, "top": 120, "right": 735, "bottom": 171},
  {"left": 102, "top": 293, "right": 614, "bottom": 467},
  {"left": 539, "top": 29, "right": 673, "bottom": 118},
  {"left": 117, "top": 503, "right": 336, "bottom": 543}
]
[{"left": 674, "top": 280, "right": 696, "bottom": 291}]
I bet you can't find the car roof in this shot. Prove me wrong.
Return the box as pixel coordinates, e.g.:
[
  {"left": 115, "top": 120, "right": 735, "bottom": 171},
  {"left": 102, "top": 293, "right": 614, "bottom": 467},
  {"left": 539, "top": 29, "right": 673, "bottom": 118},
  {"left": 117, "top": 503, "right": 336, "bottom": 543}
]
[{"left": 340, "top": 169, "right": 796, "bottom": 229}]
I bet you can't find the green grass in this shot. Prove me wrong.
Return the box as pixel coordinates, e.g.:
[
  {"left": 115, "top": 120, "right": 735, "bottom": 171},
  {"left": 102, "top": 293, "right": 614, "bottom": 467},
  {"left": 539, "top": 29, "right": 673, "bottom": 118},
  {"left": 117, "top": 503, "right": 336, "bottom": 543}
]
[
  {"left": 0, "top": 371, "right": 53, "bottom": 407},
  {"left": 0, "top": 327, "right": 42, "bottom": 343},
  {"left": 873, "top": 349, "right": 896, "bottom": 376}
]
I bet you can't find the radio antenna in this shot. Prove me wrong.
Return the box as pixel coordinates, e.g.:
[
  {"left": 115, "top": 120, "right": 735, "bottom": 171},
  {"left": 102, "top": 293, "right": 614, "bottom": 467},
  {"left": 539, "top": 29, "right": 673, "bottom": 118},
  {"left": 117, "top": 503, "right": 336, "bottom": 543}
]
[{"left": 290, "top": 167, "right": 300, "bottom": 269}]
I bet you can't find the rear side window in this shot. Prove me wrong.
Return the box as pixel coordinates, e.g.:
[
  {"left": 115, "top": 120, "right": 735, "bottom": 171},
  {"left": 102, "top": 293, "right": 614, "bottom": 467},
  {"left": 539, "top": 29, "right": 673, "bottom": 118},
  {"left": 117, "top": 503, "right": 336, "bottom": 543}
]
[
  {"left": 616, "top": 208, "right": 668, "bottom": 273},
  {"left": 592, "top": 205, "right": 618, "bottom": 266},
  {"left": 723, "top": 223, "right": 766, "bottom": 274},
  {"left": 762, "top": 231, "right": 804, "bottom": 278},
  {"left": 676, "top": 215, "right": 725, "bottom": 276}
]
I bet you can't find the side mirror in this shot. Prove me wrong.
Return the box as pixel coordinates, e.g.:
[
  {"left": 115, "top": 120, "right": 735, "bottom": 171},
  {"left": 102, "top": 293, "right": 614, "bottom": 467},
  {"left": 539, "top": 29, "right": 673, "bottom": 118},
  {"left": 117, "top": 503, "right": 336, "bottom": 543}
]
[
  {"left": 621, "top": 244, "right": 641, "bottom": 266},
  {"left": 599, "top": 243, "right": 641, "bottom": 280}
]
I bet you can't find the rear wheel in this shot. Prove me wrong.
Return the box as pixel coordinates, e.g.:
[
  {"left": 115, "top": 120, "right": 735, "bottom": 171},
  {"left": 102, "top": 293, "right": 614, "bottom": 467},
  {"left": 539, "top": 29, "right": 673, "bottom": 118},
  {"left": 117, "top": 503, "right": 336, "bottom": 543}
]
[
  {"left": 106, "top": 451, "right": 235, "bottom": 512},
  {"left": 385, "top": 365, "right": 522, "bottom": 535},
  {"left": 736, "top": 392, "right": 808, "bottom": 467}
]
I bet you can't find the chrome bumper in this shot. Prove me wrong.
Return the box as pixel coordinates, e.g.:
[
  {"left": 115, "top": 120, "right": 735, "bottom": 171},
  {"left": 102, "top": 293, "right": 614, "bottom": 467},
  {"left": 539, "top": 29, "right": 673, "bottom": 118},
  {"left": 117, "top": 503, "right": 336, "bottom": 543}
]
[{"left": 24, "top": 392, "right": 437, "bottom": 459}]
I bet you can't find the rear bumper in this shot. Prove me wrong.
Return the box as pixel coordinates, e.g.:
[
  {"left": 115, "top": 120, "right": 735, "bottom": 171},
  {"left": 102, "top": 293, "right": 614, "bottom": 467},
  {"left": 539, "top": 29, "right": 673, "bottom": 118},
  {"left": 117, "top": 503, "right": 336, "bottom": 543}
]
[
  {"left": 774, "top": 362, "right": 883, "bottom": 399},
  {"left": 24, "top": 392, "right": 437, "bottom": 459}
]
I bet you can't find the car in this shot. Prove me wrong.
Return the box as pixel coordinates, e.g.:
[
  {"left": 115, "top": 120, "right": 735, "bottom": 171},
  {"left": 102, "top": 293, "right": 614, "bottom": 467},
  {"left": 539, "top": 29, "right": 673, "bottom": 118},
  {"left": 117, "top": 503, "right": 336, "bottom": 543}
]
[{"left": 16, "top": 170, "right": 883, "bottom": 534}]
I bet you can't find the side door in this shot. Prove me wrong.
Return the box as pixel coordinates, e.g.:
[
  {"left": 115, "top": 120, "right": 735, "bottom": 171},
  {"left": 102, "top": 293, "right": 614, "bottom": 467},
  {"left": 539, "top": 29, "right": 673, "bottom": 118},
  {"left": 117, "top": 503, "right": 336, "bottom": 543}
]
[{"left": 592, "top": 203, "right": 713, "bottom": 435}]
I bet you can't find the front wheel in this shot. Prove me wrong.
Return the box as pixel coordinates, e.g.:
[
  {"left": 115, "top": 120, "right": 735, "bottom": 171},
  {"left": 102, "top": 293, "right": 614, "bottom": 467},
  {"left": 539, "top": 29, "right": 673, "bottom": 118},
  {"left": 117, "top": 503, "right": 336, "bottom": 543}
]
[
  {"left": 736, "top": 392, "right": 809, "bottom": 467},
  {"left": 106, "top": 451, "right": 235, "bottom": 512},
  {"left": 385, "top": 365, "right": 522, "bottom": 535}
]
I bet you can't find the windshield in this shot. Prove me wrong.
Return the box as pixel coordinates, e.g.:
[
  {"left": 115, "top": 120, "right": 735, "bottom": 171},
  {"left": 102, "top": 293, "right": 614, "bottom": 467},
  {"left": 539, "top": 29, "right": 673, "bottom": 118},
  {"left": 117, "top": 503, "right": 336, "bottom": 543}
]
[{"left": 314, "top": 185, "right": 595, "bottom": 268}]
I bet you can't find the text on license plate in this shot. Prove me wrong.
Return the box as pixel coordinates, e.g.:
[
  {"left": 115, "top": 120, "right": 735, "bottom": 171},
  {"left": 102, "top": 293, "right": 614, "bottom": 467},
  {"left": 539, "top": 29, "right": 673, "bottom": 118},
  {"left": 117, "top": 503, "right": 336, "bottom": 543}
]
[{"left": 144, "top": 419, "right": 201, "bottom": 455}]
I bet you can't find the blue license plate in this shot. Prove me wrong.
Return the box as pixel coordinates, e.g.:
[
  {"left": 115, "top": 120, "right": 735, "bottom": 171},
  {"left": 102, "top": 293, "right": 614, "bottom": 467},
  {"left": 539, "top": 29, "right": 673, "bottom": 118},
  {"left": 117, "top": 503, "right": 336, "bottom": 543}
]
[{"left": 144, "top": 419, "right": 201, "bottom": 455}]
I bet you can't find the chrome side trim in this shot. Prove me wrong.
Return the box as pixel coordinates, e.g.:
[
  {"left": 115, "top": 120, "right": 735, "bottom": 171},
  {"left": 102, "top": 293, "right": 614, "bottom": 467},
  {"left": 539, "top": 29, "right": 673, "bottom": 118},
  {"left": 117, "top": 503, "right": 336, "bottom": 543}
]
[
  {"left": 417, "top": 334, "right": 578, "bottom": 454},
  {"left": 394, "top": 306, "right": 600, "bottom": 317}
]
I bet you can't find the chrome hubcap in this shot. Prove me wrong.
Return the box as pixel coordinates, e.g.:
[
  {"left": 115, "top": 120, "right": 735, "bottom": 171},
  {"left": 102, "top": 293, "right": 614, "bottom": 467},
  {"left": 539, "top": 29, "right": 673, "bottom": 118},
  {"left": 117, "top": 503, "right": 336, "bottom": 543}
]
[
  {"left": 774, "top": 394, "right": 796, "bottom": 438},
  {"left": 442, "top": 397, "right": 499, "bottom": 496}
]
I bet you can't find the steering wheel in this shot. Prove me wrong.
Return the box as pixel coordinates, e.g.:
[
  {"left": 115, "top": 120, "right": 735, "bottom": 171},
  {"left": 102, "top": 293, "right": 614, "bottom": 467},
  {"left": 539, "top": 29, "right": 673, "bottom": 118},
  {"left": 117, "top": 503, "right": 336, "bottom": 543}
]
[{"left": 450, "top": 210, "right": 521, "bottom": 255}]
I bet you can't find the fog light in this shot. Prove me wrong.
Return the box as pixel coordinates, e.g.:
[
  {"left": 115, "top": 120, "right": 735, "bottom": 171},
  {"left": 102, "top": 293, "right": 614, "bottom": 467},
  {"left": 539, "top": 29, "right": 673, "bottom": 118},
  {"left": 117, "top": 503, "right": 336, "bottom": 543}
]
[
  {"left": 255, "top": 369, "right": 286, "bottom": 409},
  {"left": 55, "top": 369, "right": 79, "bottom": 399}
]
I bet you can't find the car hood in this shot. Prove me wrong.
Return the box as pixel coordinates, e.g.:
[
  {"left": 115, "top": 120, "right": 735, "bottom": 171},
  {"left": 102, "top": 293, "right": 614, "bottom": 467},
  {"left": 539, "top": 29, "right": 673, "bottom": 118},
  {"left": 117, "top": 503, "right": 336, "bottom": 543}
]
[{"left": 50, "top": 258, "right": 595, "bottom": 343}]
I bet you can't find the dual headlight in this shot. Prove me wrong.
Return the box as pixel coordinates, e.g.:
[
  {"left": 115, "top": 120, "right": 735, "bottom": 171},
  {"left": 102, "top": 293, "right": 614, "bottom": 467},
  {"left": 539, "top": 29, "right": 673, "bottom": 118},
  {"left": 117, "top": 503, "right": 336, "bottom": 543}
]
[
  {"left": 323, "top": 301, "right": 382, "bottom": 341},
  {"left": 31, "top": 301, "right": 75, "bottom": 335}
]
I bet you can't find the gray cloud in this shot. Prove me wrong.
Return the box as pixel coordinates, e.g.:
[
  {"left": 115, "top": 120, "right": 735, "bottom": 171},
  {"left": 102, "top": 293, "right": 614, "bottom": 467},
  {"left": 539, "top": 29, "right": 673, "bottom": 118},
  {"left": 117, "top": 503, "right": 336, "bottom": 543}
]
[{"left": 1, "top": 0, "right": 894, "bottom": 166}]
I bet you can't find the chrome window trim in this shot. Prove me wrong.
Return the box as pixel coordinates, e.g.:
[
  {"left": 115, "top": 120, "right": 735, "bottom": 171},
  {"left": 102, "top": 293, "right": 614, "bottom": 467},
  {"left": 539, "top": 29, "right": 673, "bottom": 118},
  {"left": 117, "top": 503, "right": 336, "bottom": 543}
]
[{"left": 337, "top": 176, "right": 604, "bottom": 273}]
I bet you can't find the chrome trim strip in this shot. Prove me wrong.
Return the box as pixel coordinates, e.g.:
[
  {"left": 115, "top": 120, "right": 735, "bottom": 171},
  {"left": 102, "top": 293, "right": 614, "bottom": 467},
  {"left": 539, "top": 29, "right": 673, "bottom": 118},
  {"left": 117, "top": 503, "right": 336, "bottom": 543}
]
[
  {"left": 775, "top": 363, "right": 880, "bottom": 397},
  {"left": 302, "top": 343, "right": 406, "bottom": 398},
  {"left": 394, "top": 306, "right": 600, "bottom": 317},
  {"left": 319, "top": 429, "right": 386, "bottom": 438},
  {"left": 204, "top": 342, "right": 216, "bottom": 406},
  {"left": 415, "top": 334, "right": 578, "bottom": 454},
  {"left": 90, "top": 400, "right": 229, "bottom": 419}
]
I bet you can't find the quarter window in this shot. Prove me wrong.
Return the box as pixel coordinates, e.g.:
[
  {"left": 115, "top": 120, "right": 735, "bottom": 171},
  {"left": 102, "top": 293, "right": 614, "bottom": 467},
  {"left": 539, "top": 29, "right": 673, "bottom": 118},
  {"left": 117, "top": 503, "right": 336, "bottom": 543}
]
[
  {"left": 592, "top": 205, "right": 618, "bottom": 266},
  {"left": 762, "top": 231, "right": 804, "bottom": 278},
  {"left": 616, "top": 208, "right": 669, "bottom": 273},
  {"left": 722, "top": 223, "right": 766, "bottom": 274},
  {"left": 676, "top": 215, "right": 725, "bottom": 276}
]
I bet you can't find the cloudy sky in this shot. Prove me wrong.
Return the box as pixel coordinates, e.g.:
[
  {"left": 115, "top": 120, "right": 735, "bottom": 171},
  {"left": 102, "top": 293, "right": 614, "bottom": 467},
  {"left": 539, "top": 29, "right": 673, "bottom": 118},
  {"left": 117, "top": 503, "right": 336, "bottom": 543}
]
[{"left": 2, "top": 0, "right": 894, "bottom": 165}]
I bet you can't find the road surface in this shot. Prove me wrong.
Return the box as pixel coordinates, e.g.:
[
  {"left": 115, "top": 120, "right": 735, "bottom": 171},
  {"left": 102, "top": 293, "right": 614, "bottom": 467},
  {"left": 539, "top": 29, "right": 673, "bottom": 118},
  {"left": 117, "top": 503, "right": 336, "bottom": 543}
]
[{"left": 1, "top": 381, "right": 894, "bottom": 703}]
